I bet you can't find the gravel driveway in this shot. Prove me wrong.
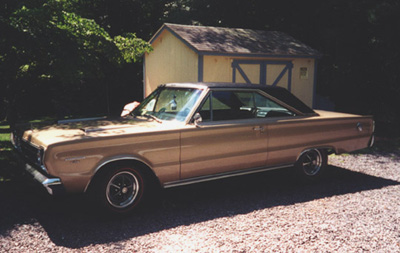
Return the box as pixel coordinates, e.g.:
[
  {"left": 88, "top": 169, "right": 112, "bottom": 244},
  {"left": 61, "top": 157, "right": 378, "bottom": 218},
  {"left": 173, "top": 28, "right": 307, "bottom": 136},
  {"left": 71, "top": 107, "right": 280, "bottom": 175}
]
[{"left": 1, "top": 148, "right": 400, "bottom": 252}]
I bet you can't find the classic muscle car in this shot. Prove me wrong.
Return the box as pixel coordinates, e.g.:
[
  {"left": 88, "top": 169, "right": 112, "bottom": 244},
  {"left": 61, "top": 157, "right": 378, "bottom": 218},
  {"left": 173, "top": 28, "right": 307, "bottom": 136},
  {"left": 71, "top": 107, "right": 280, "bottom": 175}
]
[{"left": 11, "top": 82, "right": 374, "bottom": 213}]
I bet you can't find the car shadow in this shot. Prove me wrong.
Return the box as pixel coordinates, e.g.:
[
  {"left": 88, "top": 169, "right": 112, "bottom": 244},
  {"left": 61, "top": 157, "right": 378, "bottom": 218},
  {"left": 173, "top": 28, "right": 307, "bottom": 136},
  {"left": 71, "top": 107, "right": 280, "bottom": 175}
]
[{"left": 0, "top": 164, "right": 399, "bottom": 248}]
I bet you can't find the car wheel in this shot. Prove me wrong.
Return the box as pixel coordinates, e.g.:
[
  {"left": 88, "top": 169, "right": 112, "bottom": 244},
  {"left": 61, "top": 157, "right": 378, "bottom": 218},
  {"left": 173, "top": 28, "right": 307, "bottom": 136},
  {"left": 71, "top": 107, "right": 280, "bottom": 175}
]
[
  {"left": 296, "top": 149, "right": 327, "bottom": 178},
  {"left": 94, "top": 164, "right": 145, "bottom": 214}
]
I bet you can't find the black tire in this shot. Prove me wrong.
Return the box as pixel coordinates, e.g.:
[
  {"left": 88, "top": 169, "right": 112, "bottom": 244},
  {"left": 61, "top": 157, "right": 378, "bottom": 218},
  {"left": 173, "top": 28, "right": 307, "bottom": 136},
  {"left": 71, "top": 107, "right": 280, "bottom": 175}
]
[
  {"left": 295, "top": 149, "right": 327, "bottom": 179},
  {"left": 92, "top": 163, "right": 145, "bottom": 214}
]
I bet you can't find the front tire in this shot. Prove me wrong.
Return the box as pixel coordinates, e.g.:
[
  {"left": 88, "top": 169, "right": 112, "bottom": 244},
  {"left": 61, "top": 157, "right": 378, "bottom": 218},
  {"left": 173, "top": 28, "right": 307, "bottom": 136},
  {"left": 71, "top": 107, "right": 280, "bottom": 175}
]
[
  {"left": 93, "top": 164, "right": 145, "bottom": 214},
  {"left": 295, "top": 149, "right": 327, "bottom": 178}
]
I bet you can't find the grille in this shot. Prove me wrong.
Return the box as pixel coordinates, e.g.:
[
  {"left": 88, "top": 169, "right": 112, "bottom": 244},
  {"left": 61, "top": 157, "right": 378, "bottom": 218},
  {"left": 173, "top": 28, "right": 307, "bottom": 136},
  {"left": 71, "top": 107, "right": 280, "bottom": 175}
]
[{"left": 20, "top": 140, "right": 40, "bottom": 165}]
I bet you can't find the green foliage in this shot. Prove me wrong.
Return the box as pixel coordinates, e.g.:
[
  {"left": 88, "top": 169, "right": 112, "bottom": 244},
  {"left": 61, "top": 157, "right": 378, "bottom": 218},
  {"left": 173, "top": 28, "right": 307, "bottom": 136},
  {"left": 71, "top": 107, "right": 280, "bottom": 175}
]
[
  {"left": 0, "top": 123, "right": 13, "bottom": 183},
  {"left": 114, "top": 33, "right": 153, "bottom": 64},
  {"left": 0, "top": 0, "right": 151, "bottom": 121},
  {"left": 0, "top": 125, "right": 11, "bottom": 147}
]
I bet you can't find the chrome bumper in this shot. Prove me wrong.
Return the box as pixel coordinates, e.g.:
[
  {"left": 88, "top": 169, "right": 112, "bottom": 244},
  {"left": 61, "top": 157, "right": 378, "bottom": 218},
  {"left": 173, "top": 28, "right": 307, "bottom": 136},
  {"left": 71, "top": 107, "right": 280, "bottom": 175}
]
[{"left": 12, "top": 150, "right": 65, "bottom": 196}]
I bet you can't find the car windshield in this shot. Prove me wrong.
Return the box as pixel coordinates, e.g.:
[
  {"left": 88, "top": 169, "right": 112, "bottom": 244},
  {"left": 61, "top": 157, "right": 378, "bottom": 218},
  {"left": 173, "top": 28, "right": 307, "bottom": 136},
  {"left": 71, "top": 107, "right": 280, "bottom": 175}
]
[{"left": 132, "top": 87, "right": 203, "bottom": 122}]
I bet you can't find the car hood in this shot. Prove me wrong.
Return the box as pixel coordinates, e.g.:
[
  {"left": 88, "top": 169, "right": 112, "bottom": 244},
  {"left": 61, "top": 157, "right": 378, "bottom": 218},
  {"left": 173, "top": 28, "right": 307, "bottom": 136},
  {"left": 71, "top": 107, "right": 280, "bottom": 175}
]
[{"left": 21, "top": 118, "right": 181, "bottom": 148}]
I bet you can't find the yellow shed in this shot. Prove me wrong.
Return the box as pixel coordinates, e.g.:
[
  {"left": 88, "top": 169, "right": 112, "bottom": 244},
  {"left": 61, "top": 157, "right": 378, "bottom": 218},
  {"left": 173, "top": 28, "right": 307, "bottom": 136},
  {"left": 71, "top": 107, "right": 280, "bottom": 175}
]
[{"left": 144, "top": 23, "right": 321, "bottom": 107}]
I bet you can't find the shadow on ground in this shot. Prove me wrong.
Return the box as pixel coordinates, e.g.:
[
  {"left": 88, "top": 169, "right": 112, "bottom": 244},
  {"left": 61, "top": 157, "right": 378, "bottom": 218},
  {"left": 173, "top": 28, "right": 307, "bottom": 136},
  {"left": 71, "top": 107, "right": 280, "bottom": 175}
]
[{"left": 0, "top": 164, "right": 399, "bottom": 248}]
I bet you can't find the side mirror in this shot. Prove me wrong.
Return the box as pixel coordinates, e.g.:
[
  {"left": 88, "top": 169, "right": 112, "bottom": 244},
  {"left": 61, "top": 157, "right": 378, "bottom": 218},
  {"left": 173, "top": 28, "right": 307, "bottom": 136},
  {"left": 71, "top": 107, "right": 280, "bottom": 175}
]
[
  {"left": 193, "top": 112, "right": 203, "bottom": 127},
  {"left": 121, "top": 101, "right": 140, "bottom": 117}
]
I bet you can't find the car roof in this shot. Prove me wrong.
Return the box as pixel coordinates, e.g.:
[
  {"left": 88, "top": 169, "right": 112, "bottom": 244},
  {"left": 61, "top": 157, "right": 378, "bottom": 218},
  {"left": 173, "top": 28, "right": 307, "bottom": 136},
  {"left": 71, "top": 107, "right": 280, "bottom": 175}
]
[{"left": 162, "top": 82, "right": 316, "bottom": 115}]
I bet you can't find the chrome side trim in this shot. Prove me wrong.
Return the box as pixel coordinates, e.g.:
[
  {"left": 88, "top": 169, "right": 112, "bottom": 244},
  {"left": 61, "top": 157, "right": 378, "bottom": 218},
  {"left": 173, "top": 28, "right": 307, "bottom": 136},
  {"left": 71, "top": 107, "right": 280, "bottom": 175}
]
[
  {"left": 163, "top": 163, "right": 293, "bottom": 188},
  {"left": 64, "top": 156, "right": 86, "bottom": 162}
]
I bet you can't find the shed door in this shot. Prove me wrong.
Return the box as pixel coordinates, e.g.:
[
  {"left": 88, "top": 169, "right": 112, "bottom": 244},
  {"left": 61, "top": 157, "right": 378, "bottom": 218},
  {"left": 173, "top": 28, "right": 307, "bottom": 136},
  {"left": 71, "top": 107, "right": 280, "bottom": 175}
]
[{"left": 232, "top": 60, "right": 293, "bottom": 91}]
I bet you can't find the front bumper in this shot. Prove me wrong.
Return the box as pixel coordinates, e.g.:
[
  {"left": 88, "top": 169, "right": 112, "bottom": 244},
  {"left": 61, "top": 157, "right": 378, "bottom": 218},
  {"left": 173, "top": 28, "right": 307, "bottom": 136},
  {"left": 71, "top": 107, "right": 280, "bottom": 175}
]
[{"left": 12, "top": 150, "right": 65, "bottom": 196}]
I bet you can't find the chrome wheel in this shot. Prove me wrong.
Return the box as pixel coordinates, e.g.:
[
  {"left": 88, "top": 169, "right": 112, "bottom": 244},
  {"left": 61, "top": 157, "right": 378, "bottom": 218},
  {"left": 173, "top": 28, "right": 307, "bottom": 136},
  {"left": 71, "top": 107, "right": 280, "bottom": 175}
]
[
  {"left": 106, "top": 171, "right": 140, "bottom": 209},
  {"left": 299, "top": 149, "right": 323, "bottom": 176}
]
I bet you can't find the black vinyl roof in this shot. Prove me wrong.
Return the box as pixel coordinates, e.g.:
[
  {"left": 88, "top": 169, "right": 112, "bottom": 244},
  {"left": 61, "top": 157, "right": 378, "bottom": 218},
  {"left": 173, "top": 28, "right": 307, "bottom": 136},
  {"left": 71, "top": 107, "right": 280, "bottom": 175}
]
[{"left": 163, "top": 82, "right": 316, "bottom": 115}]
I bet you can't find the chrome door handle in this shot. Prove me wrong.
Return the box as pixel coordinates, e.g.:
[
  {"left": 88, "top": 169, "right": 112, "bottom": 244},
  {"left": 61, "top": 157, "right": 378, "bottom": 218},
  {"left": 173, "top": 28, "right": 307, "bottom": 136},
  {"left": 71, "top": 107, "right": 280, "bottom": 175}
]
[{"left": 253, "top": 126, "right": 264, "bottom": 131}]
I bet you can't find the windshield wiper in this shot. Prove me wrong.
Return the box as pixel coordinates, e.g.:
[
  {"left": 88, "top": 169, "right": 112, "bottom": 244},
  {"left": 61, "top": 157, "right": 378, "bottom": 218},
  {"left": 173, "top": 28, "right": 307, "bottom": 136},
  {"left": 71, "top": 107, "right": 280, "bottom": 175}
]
[{"left": 141, "top": 114, "right": 162, "bottom": 123}]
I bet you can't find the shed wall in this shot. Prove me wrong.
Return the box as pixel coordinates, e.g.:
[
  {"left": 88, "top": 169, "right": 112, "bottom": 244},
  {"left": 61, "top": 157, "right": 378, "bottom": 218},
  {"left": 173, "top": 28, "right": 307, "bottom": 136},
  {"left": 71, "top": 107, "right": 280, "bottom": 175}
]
[
  {"left": 144, "top": 30, "right": 198, "bottom": 96},
  {"left": 203, "top": 55, "right": 315, "bottom": 106},
  {"left": 266, "top": 64, "right": 287, "bottom": 88},
  {"left": 203, "top": 56, "right": 232, "bottom": 82},
  {"left": 291, "top": 58, "right": 315, "bottom": 107},
  {"left": 235, "top": 64, "right": 261, "bottom": 84}
]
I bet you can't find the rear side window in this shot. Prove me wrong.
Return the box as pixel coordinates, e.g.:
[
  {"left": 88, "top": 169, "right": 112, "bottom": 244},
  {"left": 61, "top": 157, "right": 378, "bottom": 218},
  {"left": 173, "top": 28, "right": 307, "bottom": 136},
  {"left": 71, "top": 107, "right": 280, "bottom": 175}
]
[{"left": 198, "top": 90, "right": 295, "bottom": 121}]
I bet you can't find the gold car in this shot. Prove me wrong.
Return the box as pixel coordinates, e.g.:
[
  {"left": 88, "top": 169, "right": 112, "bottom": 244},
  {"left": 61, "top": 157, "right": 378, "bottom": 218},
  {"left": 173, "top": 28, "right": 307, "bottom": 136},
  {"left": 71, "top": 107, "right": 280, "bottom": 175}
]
[{"left": 11, "top": 83, "right": 374, "bottom": 214}]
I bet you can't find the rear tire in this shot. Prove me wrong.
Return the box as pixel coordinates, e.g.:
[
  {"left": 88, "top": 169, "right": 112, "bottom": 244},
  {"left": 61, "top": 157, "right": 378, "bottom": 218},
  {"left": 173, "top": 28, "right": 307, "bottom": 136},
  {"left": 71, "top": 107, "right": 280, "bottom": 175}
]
[{"left": 295, "top": 149, "right": 327, "bottom": 179}]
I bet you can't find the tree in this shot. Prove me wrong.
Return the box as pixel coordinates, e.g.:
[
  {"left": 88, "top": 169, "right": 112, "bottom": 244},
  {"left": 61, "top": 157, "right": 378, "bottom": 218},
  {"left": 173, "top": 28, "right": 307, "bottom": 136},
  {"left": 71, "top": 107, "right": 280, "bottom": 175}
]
[{"left": 0, "top": 0, "right": 151, "bottom": 121}]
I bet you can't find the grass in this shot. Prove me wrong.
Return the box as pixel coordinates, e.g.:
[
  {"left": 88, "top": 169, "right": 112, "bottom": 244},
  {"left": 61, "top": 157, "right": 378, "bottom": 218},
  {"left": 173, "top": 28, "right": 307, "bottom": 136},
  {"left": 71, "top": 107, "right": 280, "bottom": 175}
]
[
  {"left": 0, "top": 123, "right": 13, "bottom": 182},
  {"left": 0, "top": 124, "right": 11, "bottom": 152}
]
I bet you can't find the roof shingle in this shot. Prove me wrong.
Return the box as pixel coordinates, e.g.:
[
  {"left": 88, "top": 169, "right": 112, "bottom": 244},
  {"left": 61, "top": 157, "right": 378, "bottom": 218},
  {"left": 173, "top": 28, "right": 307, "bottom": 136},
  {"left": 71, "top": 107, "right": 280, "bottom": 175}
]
[{"left": 155, "top": 23, "right": 321, "bottom": 57}]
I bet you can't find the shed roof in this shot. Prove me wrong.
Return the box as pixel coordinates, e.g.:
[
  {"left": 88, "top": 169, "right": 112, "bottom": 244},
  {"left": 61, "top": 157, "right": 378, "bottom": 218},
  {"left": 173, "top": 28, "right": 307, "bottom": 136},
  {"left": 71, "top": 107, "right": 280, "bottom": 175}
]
[{"left": 151, "top": 23, "right": 321, "bottom": 58}]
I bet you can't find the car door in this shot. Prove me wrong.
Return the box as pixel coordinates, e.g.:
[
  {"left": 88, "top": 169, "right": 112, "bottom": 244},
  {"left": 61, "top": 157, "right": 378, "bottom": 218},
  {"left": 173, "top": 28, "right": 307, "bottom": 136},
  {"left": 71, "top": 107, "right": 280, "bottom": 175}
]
[
  {"left": 252, "top": 91, "right": 304, "bottom": 167},
  {"left": 180, "top": 89, "right": 269, "bottom": 179}
]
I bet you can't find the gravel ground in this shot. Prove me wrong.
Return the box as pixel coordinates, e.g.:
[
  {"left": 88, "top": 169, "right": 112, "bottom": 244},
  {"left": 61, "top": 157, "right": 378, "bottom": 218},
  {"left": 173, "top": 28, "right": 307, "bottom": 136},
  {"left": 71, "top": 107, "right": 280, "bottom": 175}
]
[{"left": 1, "top": 147, "right": 400, "bottom": 252}]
